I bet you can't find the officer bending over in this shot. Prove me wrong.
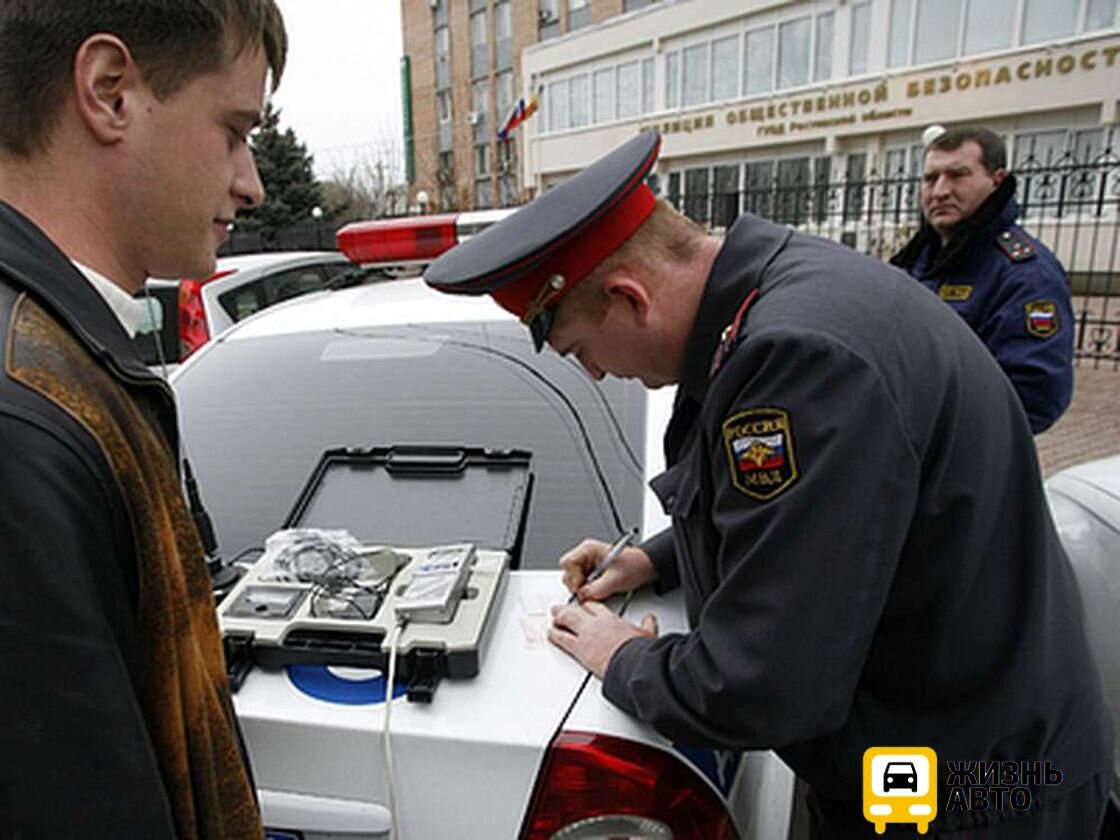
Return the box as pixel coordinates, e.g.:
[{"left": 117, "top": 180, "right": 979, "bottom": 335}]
[{"left": 424, "top": 132, "right": 1111, "bottom": 838}]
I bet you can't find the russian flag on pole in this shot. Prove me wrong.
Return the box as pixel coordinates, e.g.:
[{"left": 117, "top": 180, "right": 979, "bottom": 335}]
[{"left": 497, "top": 87, "right": 541, "bottom": 142}]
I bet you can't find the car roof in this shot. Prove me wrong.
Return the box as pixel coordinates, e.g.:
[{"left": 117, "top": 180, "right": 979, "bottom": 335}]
[
  {"left": 146, "top": 250, "right": 347, "bottom": 286},
  {"left": 224, "top": 277, "right": 512, "bottom": 342}
]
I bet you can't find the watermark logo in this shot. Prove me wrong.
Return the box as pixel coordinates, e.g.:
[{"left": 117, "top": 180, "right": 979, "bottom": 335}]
[{"left": 863, "top": 747, "right": 938, "bottom": 834}]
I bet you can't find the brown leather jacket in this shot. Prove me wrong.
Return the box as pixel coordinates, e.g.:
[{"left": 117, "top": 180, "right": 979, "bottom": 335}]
[{"left": 0, "top": 202, "right": 261, "bottom": 838}]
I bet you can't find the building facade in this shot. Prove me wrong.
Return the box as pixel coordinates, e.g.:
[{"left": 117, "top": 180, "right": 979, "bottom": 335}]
[
  {"left": 401, "top": 0, "right": 667, "bottom": 212},
  {"left": 519, "top": 0, "right": 1119, "bottom": 276}
]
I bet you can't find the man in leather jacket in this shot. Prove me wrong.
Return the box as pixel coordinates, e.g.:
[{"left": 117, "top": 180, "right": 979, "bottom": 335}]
[
  {"left": 891, "top": 126, "right": 1074, "bottom": 433},
  {"left": 424, "top": 132, "right": 1112, "bottom": 839},
  {"left": 0, "top": 3, "right": 286, "bottom": 836}
]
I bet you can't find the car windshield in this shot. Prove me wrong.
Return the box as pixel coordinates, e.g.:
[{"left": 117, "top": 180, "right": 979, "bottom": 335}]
[{"left": 173, "top": 319, "right": 648, "bottom": 568}]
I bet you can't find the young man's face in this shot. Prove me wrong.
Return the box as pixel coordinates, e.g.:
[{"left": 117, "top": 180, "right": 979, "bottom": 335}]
[
  {"left": 123, "top": 44, "right": 267, "bottom": 282},
  {"left": 920, "top": 140, "right": 1006, "bottom": 240}
]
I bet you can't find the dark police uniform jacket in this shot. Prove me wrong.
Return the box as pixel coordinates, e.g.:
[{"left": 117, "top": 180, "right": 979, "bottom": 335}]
[
  {"left": 891, "top": 184, "right": 1073, "bottom": 434},
  {"left": 0, "top": 203, "right": 261, "bottom": 838},
  {"left": 602, "top": 214, "right": 1111, "bottom": 830}
]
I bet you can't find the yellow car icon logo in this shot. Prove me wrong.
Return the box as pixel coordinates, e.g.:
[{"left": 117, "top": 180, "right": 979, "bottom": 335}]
[{"left": 864, "top": 747, "right": 938, "bottom": 834}]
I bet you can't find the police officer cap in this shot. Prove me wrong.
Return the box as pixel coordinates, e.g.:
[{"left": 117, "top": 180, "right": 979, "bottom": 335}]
[{"left": 424, "top": 131, "right": 662, "bottom": 351}]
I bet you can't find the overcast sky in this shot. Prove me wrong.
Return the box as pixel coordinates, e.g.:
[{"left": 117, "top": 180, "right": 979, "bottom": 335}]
[{"left": 271, "top": 0, "right": 404, "bottom": 179}]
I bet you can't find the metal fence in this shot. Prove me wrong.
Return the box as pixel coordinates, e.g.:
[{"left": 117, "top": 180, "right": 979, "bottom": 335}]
[{"left": 668, "top": 137, "right": 1120, "bottom": 368}]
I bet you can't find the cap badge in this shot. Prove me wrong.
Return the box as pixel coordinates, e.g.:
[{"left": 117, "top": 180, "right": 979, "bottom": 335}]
[{"left": 522, "top": 273, "right": 566, "bottom": 329}]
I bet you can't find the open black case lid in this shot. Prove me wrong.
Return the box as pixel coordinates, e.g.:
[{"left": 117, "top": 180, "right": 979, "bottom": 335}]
[{"left": 284, "top": 444, "right": 533, "bottom": 566}]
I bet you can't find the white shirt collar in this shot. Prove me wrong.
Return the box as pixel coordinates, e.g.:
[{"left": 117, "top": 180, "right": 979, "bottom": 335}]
[{"left": 72, "top": 261, "right": 152, "bottom": 338}]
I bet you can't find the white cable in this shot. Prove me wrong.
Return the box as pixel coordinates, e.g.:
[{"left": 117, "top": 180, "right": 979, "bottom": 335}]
[{"left": 383, "top": 619, "right": 406, "bottom": 840}]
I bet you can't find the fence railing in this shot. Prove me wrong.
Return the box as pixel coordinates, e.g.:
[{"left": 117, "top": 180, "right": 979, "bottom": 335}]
[{"left": 668, "top": 144, "right": 1120, "bottom": 367}]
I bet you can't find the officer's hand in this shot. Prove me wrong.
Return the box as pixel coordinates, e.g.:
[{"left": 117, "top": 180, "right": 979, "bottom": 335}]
[
  {"left": 558, "top": 539, "right": 656, "bottom": 602},
  {"left": 548, "top": 601, "right": 658, "bottom": 679}
]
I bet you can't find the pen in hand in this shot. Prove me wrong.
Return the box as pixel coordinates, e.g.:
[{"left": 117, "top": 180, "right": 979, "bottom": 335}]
[{"left": 568, "top": 526, "right": 639, "bottom": 604}]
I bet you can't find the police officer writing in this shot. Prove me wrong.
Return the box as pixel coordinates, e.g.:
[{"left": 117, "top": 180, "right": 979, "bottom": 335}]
[
  {"left": 0, "top": 2, "right": 287, "bottom": 836},
  {"left": 891, "top": 126, "right": 1074, "bottom": 433},
  {"left": 424, "top": 132, "right": 1111, "bottom": 838}
]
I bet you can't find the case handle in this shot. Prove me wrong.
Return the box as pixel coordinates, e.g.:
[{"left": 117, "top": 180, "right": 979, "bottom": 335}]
[{"left": 385, "top": 446, "right": 467, "bottom": 475}]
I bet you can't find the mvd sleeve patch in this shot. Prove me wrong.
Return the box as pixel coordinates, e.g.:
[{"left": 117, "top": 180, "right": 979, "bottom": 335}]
[
  {"left": 721, "top": 407, "right": 799, "bottom": 500},
  {"left": 1025, "top": 300, "right": 1059, "bottom": 338}
]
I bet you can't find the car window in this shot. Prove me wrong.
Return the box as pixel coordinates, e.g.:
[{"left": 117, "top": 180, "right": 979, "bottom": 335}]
[
  {"left": 173, "top": 320, "right": 647, "bottom": 568},
  {"left": 132, "top": 284, "right": 181, "bottom": 365},
  {"left": 218, "top": 266, "right": 332, "bottom": 324}
]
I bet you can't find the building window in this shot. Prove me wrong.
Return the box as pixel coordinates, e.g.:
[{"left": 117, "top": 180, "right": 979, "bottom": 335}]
[
  {"left": 963, "top": 0, "right": 1014, "bottom": 55},
  {"left": 617, "top": 61, "right": 640, "bottom": 119},
  {"left": 594, "top": 67, "right": 616, "bottom": 122},
  {"left": 712, "top": 35, "right": 740, "bottom": 101},
  {"left": 848, "top": 3, "right": 870, "bottom": 75},
  {"left": 745, "top": 160, "right": 775, "bottom": 218},
  {"left": 471, "top": 8, "right": 489, "bottom": 79},
  {"left": 569, "top": 74, "right": 589, "bottom": 128},
  {"left": 539, "top": 0, "right": 561, "bottom": 40},
  {"left": 495, "top": 1, "right": 512, "bottom": 70},
  {"left": 435, "top": 25, "right": 451, "bottom": 90},
  {"left": 844, "top": 153, "right": 867, "bottom": 223},
  {"left": 1086, "top": 0, "right": 1119, "bottom": 30},
  {"left": 775, "top": 157, "right": 811, "bottom": 225},
  {"left": 814, "top": 12, "right": 834, "bottom": 82},
  {"left": 888, "top": 0, "right": 1108, "bottom": 67},
  {"left": 682, "top": 43, "right": 710, "bottom": 107},
  {"left": 475, "top": 143, "right": 491, "bottom": 177},
  {"left": 1023, "top": 0, "right": 1075, "bottom": 43},
  {"left": 475, "top": 179, "right": 493, "bottom": 210},
  {"left": 914, "top": 0, "right": 960, "bottom": 64},
  {"left": 777, "top": 16, "right": 811, "bottom": 89},
  {"left": 433, "top": 0, "right": 448, "bottom": 27},
  {"left": 667, "top": 171, "right": 682, "bottom": 211},
  {"left": 547, "top": 78, "right": 569, "bottom": 132},
  {"left": 713, "top": 165, "right": 741, "bottom": 229},
  {"left": 569, "top": 0, "right": 591, "bottom": 31},
  {"left": 684, "top": 168, "right": 711, "bottom": 224},
  {"left": 642, "top": 58, "right": 654, "bottom": 113},
  {"left": 744, "top": 28, "right": 773, "bottom": 95},
  {"left": 496, "top": 71, "right": 514, "bottom": 118},
  {"left": 887, "top": 0, "right": 912, "bottom": 68},
  {"left": 624, "top": 0, "right": 655, "bottom": 10},
  {"left": 437, "top": 90, "right": 452, "bottom": 124},
  {"left": 665, "top": 51, "right": 680, "bottom": 109},
  {"left": 472, "top": 79, "right": 490, "bottom": 144}
]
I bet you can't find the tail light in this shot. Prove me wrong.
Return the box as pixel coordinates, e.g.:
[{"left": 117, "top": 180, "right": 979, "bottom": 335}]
[
  {"left": 519, "top": 731, "right": 738, "bottom": 840},
  {"left": 336, "top": 214, "right": 459, "bottom": 264},
  {"left": 178, "top": 269, "right": 235, "bottom": 360}
]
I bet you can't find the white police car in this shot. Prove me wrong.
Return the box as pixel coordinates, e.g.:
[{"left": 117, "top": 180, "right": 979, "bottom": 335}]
[
  {"left": 171, "top": 267, "right": 797, "bottom": 838},
  {"left": 1045, "top": 454, "right": 1120, "bottom": 821}
]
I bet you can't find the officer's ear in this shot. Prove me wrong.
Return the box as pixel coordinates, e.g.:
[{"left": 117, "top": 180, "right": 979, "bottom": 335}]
[
  {"left": 991, "top": 167, "right": 1008, "bottom": 188},
  {"left": 602, "top": 269, "right": 652, "bottom": 327}
]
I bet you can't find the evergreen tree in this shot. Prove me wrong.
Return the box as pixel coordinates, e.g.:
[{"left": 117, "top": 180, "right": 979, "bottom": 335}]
[{"left": 239, "top": 103, "right": 323, "bottom": 240}]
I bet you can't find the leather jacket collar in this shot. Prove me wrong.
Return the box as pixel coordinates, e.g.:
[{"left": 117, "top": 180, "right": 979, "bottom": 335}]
[{"left": 0, "top": 200, "right": 164, "bottom": 389}]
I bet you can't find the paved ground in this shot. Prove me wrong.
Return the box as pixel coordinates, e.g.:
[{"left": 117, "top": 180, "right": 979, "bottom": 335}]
[{"left": 1035, "top": 362, "right": 1120, "bottom": 477}]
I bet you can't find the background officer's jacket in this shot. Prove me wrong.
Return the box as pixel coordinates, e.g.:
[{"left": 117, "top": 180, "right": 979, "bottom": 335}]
[
  {"left": 603, "top": 215, "right": 1110, "bottom": 828},
  {"left": 892, "top": 184, "right": 1073, "bottom": 433}
]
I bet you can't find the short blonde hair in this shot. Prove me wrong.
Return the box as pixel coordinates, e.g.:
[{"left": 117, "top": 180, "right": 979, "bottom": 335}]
[{"left": 561, "top": 198, "right": 707, "bottom": 320}]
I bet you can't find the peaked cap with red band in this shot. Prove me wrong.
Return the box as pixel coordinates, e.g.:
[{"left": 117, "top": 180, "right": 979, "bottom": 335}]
[{"left": 424, "top": 131, "right": 662, "bottom": 350}]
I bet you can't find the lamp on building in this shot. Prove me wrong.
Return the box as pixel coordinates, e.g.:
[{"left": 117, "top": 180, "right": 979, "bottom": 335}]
[{"left": 416, "top": 190, "right": 431, "bottom": 215}]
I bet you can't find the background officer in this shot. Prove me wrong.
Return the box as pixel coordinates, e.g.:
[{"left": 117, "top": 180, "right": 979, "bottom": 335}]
[
  {"left": 891, "top": 126, "right": 1074, "bottom": 433},
  {"left": 425, "top": 132, "right": 1111, "bottom": 838}
]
